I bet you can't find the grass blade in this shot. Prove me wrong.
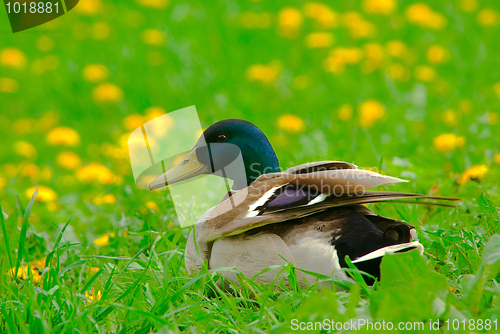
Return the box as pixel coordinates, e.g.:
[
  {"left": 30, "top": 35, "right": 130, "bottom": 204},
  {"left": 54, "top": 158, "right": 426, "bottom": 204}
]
[
  {"left": 14, "top": 184, "right": 38, "bottom": 282},
  {"left": 45, "top": 217, "right": 73, "bottom": 268},
  {"left": 0, "top": 202, "right": 14, "bottom": 269}
]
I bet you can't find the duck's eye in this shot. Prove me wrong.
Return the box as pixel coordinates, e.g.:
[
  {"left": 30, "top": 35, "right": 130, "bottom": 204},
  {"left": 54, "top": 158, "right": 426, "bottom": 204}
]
[{"left": 216, "top": 134, "right": 228, "bottom": 142}]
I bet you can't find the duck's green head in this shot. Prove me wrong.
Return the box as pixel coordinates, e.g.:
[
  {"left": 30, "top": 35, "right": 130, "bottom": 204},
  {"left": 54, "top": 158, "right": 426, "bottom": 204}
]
[{"left": 149, "top": 119, "right": 280, "bottom": 191}]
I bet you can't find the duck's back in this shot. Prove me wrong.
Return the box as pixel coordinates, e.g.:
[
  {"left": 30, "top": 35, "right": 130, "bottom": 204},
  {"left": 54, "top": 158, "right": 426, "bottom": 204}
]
[{"left": 209, "top": 205, "right": 415, "bottom": 286}]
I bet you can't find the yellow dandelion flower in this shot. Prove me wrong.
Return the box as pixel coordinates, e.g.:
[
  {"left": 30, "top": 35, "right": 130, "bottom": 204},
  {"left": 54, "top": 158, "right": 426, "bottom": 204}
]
[
  {"left": 458, "top": 99, "right": 472, "bottom": 113},
  {"left": 240, "top": 12, "right": 272, "bottom": 29},
  {"left": 488, "top": 112, "right": 498, "bottom": 125},
  {"left": 94, "top": 232, "right": 115, "bottom": 247},
  {"left": 25, "top": 185, "right": 58, "bottom": 202},
  {"left": 89, "top": 267, "right": 101, "bottom": 273},
  {"left": 93, "top": 194, "right": 116, "bottom": 205},
  {"left": 4, "top": 164, "right": 19, "bottom": 178},
  {"left": 92, "top": 83, "right": 123, "bottom": 104},
  {"left": 19, "top": 164, "right": 39, "bottom": 180},
  {"left": 337, "top": 105, "right": 353, "bottom": 121},
  {"left": 478, "top": 9, "right": 498, "bottom": 26},
  {"left": 387, "top": 64, "right": 410, "bottom": 81},
  {"left": 142, "top": 29, "right": 165, "bottom": 45},
  {"left": 362, "top": 61, "right": 380, "bottom": 74},
  {"left": 46, "top": 127, "right": 81, "bottom": 146},
  {"left": 14, "top": 141, "right": 37, "bottom": 159},
  {"left": 56, "top": 151, "right": 82, "bottom": 170},
  {"left": 0, "top": 48, "right": 27, "bottom": 69},
  {"left": 76, "top": 163, "right": 117, "bottom": 184},
  {"left": 246, "top": 63, "right": 281, "bottom": 84},
  {"left": 82, "top": 64, "right": 109, "bottom": 83},
  {"left": 30, "top": 258, "right": 47, "bottom": 269},
  {"left": 406, "top": 2, "right": 431, "bottom": 22},
  {"left": 493, "top": 83, "right": 500, "bottom": 96},
  {"left": 38, "top": 111, "right": 60, "bottom": 132},
  {"left": 364, "top": 43, "right": 384, "bottom": 63},
  {"left": 332, "top": 48, "right": 364, "bottom": 64},
  {"left": 293, "top": 75, "right": 309, "bottom": 90},
  {"left": 427, "top": 45, "right": 446, "bottom": 64},
  {"left": 40, "top": 165, "right": 53, "bottom": 182},
  {"left": 457, "top": 165, "right": 487, "bottom": 185},
  {"left": 277, "top": 114, "right": 305, "bottom": 133},
  {"left": 0, "top": 77, "right": 19, "bottom": 93},
  {"left": 433, "top": 133, "right": 465, "bottom": 152},
  {"left": 36, "top": 36, "right": 54, "bottom": 52},
  {"left": 358, "top": 100, "right": 385, "bottom": 128},
  {"left": 343, "top": 12, "right": 376, "bottom": 38},
  {"left": 494, "top": 153, "right": 500, "bottom": 164},
  {"left": 136, "top": 0, "right": 169, "bottom": 9},
  {"left": 460, "top": 0, "right": 477, "bottom": 12},
  {"left": 303, "top": 3, "right": 338, "bottom": 28},
  {"left": 7, "top": 265, "right": 29, "bottom": 280},
  {"left": 305, "top": 32, "right": 334, "bottom": 48},
  {"left": 75, "top": 0, "right": 103, "bottom": 14},
  {"left": 415, "top": 66, "right": 436, "bottom": 82},
  {"left": 84, "top": 288, "right": 103, "bottom": 304},
  {"left": 144, "top": 106, "right": 168, "bottom": 122},
  {"left": 91, "top": 22, "right": 110, "bottom": 40},
  {"left": 442, "top": 109, "right": 457, "bottom": 126},
  {"left": 46, "top": 202, "right": 60, "bottom": 212},
  {"left": 32, "top": 270, "right": 42, "bottom": 284},
  {"left": 101, "top": 143, "right": 128, "bottom": 160},
  {"left": 386, "top": 40, "right": 407, "bottom": 58},
  {"left": 362, "top": 0, "right": 397, "bottom": 15},
  {"left": 324, "top": 47, "right": 364, "bottom": 74},
  {"left": 7, "top": 264, "right": 42, "bottom": 282},
  {"left": 146, "top": 201, "right": 159, "bottom": 212},
  {"left": 0, "top": 176, "right": 7, "bottom": 191},
  {"left": 323, "top": 55, "right": 345, "bottom": 74},
  {"left": 353, "top": 21, "right": 376, "bottom": 39},
  {"left": 278, "top": 7, "right": 303, "bottom": 38},
  {"left": 123, "top": 114, "right": 145, "bottom": 130},
  {"left": 405, "top": 4, "right": 446, "bottom": 29}
]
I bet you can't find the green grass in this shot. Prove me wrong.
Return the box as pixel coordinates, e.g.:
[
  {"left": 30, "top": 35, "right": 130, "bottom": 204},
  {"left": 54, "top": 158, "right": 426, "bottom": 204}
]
[{"left": 1, "top": 0, "right": 500, "bottom": 332}]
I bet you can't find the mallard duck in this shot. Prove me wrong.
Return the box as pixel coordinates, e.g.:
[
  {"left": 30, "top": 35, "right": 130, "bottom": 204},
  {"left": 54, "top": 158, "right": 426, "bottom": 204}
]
[{"left": 149, "top": 119, "right": 457, "bottom": 286}]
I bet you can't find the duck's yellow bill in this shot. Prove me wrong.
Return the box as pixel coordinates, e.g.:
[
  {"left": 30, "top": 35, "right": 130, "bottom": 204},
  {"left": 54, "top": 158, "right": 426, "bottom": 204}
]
[{"left": 149, "top": 149, "right": 210, "bottom": 191}]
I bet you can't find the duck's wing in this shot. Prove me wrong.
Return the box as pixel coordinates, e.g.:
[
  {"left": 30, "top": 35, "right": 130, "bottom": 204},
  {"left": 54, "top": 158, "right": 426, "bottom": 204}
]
[
  {"left": 209, "top": 206, "right": 422, "bottom": 286},
  {"left": 196, "top": 161, "right": 459, "bottom": 242}
]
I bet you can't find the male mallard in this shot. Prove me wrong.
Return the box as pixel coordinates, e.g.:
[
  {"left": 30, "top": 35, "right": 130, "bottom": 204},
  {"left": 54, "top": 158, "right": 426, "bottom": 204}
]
[{"left": 150, "top": 119, "right": 456, "bottom": 286}]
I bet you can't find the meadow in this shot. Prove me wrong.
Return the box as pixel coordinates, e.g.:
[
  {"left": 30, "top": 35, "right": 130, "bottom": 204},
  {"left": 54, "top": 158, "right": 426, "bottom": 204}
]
[{"left": 1, "top": 0, "right": 500, "bottom": 332}]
